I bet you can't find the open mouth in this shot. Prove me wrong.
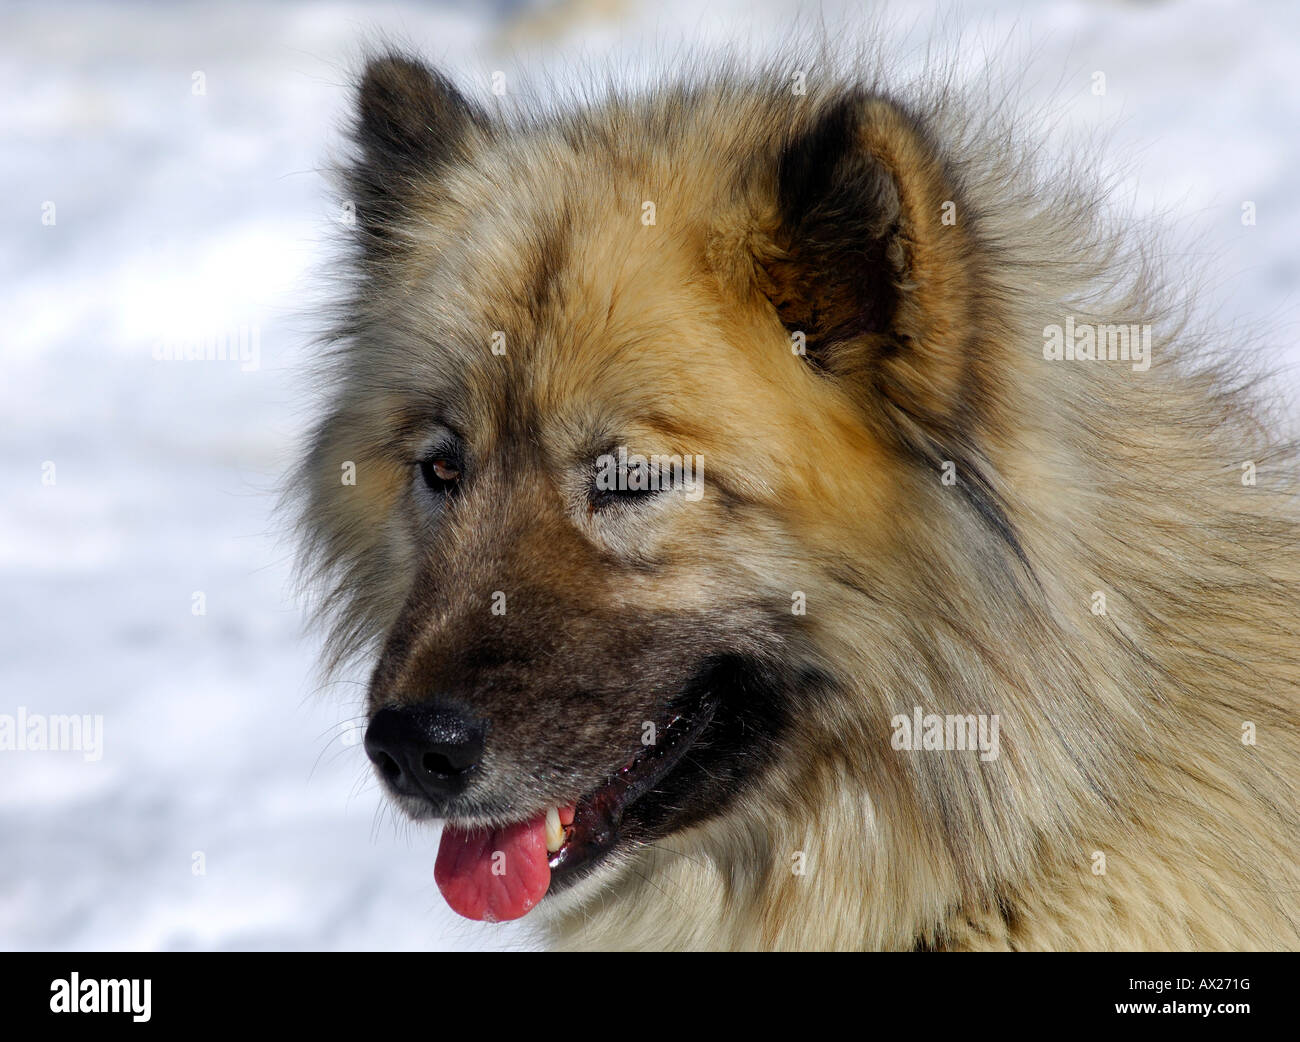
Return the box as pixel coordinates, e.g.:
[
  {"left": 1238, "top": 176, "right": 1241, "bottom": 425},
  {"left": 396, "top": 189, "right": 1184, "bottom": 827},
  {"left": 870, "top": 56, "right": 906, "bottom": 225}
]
[{"left": 433, "top": 700, "right": 718, "bottom": 923}]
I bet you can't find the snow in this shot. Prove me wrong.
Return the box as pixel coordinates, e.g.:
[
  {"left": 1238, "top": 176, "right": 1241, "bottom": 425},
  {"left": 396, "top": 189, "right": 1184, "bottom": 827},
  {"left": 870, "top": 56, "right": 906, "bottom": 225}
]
[{"left": 1, "top": 0, "right": 1296, "bottom": 951}]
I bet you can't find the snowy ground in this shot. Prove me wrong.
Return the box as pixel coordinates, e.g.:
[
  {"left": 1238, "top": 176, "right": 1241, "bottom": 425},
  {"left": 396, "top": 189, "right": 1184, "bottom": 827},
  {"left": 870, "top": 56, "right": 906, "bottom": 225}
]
[{"left": 1, "top": 0, "right": 1297, "bottom": 951}]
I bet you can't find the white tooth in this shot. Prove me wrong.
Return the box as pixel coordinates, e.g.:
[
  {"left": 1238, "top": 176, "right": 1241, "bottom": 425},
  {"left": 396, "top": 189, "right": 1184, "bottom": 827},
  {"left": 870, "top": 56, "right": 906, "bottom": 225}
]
[{"left": 545, "top": 806, "right": 564, "bottom": 853}]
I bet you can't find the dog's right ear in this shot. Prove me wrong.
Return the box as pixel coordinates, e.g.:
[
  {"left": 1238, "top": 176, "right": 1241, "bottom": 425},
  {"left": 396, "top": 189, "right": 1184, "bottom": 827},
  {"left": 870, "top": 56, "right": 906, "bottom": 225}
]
[{"left": 348, "top": 54, "right": 488, "bottom": 252}]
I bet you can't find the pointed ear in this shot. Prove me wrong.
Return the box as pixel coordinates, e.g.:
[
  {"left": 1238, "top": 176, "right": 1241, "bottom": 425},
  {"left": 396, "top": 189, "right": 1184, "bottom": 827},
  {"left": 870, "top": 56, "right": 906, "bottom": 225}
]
[
  {"left": 751, "top": 93, "right": 984, "bottom": 428},
  {"left": 348, "top": 54, "right": 488, "bottom": 252}
]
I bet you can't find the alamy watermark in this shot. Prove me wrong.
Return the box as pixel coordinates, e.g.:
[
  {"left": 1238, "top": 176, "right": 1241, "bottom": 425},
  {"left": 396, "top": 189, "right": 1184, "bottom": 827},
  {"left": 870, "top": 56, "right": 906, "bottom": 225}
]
[
  {"left": 0, "top": 707, "right": 103, "bottom": 762},
  {"left": 50, "top": 974, "right": 150, "bottom": 1022},
  {"left": 891, "top": 706, "right": 1001, "bottom": 762},
  {"left": 595, "top": 446, "right": 704, "bottom": 502},
  {"left": 152, "top": 323, "right": 260, "bottom": 372},
  {"left": 1043, "top": 317, "right": 1151, "bottom": 372}
]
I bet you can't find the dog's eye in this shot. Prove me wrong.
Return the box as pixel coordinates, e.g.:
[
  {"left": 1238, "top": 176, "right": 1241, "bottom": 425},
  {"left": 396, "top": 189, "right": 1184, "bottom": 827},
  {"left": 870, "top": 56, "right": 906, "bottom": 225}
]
[
  {"left": 591, "top": 483, "right": 662, "bottom": 509},
  {"left": 419, "top": 456, "right": 461, "bottom": 495},
  {"left": 590, "top": 456, "right": 668, "bottom": 510}
]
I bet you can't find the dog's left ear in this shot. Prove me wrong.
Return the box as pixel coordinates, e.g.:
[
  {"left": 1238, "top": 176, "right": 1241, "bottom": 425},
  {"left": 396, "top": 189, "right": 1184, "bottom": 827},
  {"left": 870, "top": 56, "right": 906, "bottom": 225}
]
[{"left": 748, "top": 92, "right": 985, "bottom": 427}]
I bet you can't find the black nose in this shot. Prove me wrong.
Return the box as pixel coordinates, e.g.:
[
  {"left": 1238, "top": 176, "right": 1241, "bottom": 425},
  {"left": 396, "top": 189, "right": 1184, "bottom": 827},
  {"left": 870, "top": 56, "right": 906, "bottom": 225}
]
[{"left": 364, "top": 704, "right": 486, "bottom": 802}]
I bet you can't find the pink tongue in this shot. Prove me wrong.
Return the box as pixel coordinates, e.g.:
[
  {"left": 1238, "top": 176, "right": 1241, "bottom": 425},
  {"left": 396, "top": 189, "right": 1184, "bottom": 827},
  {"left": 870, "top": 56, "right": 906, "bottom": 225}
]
[{"left": 434, "top": 814, "right": 551, "bottom": 922}]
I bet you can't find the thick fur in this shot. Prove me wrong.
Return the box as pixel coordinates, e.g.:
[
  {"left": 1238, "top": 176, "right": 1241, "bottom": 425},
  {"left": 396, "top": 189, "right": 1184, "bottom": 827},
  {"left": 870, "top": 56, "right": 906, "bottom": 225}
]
[{"left": 293, "top": 47, "right": 1300, "bottom": 950}]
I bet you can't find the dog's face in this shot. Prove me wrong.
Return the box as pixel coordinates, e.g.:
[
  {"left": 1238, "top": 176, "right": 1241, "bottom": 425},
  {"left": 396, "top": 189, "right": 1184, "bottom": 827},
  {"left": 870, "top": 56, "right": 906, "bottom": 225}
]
[{"left": 304, "top": 57, "right": 996, "bottom": 922}]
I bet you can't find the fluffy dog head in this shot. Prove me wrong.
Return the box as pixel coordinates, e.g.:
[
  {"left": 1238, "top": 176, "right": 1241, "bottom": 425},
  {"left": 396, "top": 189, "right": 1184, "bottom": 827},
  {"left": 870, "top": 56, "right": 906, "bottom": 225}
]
[{"left": 294, "top": 53, "right": 1300, "bottom": 948}]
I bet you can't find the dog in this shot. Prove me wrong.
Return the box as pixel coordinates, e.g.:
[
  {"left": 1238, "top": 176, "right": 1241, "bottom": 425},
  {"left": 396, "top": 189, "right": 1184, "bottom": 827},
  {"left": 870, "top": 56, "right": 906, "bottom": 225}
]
[{"left": 292, "top": 48, "right": 1300, "bottom": 950}]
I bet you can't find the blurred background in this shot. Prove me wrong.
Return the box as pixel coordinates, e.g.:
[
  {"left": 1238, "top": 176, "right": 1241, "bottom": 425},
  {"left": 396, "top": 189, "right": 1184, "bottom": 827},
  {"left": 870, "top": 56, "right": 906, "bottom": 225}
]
[{"left": 2, "top": 0, "right": 1297, "bottom": 951}]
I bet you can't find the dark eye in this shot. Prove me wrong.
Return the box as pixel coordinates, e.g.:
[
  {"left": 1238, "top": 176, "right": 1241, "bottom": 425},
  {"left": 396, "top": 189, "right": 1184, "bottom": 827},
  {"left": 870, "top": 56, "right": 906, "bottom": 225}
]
[
  {"left": 591, "top": 483, "right": 660, "bottom": 510},
  {"left": 590, "top": 452, "right": 667, "bottom": 510},
  {"left": 419, "top": 456, "right": 461, "bottom": 495}
]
